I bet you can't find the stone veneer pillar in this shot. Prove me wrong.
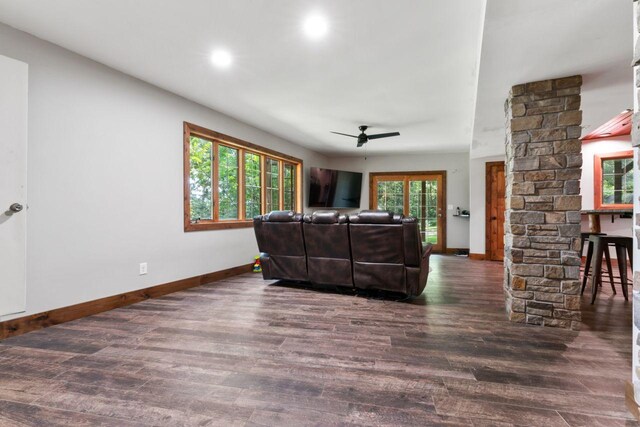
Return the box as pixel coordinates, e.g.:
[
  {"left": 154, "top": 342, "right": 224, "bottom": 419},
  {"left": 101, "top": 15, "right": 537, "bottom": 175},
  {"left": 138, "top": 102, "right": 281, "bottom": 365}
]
[{"left": 503, "top": 76, "right": 583, "bottom": 330}]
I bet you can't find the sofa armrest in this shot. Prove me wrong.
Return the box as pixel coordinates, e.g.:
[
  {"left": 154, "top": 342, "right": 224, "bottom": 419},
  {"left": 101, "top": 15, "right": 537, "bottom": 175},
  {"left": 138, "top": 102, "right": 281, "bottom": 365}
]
[
  {"left": 259, "top": 253, "right": 272, "bottom": 280},
  {"left": 415, "top": 243, "right": 433, "bottom": 296}
]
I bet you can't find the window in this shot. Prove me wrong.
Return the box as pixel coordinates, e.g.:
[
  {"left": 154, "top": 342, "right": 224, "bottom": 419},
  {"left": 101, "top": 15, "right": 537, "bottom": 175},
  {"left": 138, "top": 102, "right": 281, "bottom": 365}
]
[
  {"left": 594, "top": 150, "right": 633, "bottom": 210},
  {"left": 184, "top": 122, "right": 302, "bottom": 231}
]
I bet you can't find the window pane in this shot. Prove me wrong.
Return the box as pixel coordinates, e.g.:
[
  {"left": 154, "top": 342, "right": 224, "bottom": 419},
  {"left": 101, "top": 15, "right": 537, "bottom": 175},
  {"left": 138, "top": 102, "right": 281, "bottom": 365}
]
[
  {"left": 409, "top": 179, "right": 438, "bottom": 244},
  {"left": 602, "top": 157, "right": 633, "bottom": 205},
  {"left": 218, "top": 145, "right": 238, "bottom": 220},
  {"left": 376, "top": 180, "right": 404, "bottom": 215},
  {"left": 245, "top": 152, "right": 261, "bottom": 218},
  {"left": 283, "top": 163, "right": 296, "bottom": 211},
  {"left": 265, "top": 158, "right": 280, "bottom": 212},
  {"left": 189, "top": 136, "right": 213, "bottom": 221}
]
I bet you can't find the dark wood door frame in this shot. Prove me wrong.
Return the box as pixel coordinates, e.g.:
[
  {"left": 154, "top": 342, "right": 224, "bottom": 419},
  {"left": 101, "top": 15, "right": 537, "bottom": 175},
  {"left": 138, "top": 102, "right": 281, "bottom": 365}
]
[
  {"left": 485, "top": 161, "right": 505, "bottom": 261},
  {"left": 369, "top": 170, "right": 447, "bottom": 253}
]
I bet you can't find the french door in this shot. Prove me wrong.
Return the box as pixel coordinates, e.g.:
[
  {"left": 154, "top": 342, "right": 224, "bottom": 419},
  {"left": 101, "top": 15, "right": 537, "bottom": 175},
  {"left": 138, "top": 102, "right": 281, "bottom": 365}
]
[{"left": 370, "top": 171, "right": 446, "bottom": 253}]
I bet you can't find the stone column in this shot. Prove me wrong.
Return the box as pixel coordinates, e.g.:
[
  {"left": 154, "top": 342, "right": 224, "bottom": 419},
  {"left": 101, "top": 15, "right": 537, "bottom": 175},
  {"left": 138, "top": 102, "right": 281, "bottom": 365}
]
[{"left": 503, "top": 76, "right": 583, "bottom": 330}]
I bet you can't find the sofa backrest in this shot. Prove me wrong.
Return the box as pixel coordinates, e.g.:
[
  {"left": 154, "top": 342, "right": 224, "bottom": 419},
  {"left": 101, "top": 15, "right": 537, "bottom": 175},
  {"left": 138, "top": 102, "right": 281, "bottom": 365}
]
[
  {"left": 302, "top": 210, "right": 353, "bottom": 287},
  {"left": 253, "top": 210, "right": 307, "bottom": 281},
  {"left": 348, "top": 210, "right": 407, "bottom": 292}
]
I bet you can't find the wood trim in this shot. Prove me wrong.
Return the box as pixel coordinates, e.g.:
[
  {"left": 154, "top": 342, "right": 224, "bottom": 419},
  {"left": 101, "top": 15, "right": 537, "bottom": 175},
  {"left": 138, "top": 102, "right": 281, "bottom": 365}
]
[
  {"left": 183, "top": 123, "right": 192, "bottom": 232},
  {"left": 296, "top": 162, "right": 303, "bottom": 212},
  {"left": 213, "top": 141, "right": 220, "bottom": 222},
  {"left": 238, "top": 148, "right": 245, "bottom": 220},
  {"left": 369, "top": 171, "right": 447, "bottom": 253},
  {"left": 278, "top": 160, "right": 284, "bottom": 210},
  {"left": 626, "top": 381, "right": 640, "bottom": 422},
  {"left": 0, "top": 263, "right": 254, "bottom": 340},
  {"left": 594, "top": 150, "right": 633, "bottom": 210},
  {"left": 260, "top": 156, "right": 266, "bottom": 215},
  {"left": 185, "top": 122, "right": 302, "bottom": 164},
  {"left": 185, "top": 220, "right": 254, "bottom": 231},
  {"left": 469, "top": 253, "right": 486, "bottom": 260}
]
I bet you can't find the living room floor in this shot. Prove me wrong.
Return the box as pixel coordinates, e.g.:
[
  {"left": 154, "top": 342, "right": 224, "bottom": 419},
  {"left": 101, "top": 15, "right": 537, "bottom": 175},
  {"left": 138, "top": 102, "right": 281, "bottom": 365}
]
[{"left": 0, "top": 256, "right": 636, "bottom": 426}]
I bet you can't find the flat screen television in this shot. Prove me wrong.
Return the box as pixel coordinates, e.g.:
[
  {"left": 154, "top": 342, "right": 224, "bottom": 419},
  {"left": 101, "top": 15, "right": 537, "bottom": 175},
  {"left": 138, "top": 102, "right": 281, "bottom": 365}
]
[{"left": 308, "top": 167, "right": 363, "bottom": 208}]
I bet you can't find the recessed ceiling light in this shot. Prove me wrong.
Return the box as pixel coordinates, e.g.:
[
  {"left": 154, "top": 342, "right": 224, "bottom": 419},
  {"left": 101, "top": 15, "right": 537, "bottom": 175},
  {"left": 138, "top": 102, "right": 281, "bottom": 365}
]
[
  {"left": 303, "top": 14, "right": 328, "bottom": 39},
  {"left": 210, "top": 49, "right": 232, "bottom": 68}
]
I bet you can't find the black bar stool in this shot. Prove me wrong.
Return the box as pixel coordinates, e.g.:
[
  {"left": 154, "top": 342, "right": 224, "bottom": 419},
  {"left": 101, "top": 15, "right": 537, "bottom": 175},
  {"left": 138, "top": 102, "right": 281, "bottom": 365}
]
[
  {"left": 580, "top": 232, "right": 613, "bottom": 292},
  {"left": 580, "top": 232, "right": 606, "bottom": 257},
  {"left": 581, "top": 235, "right": 633, "bottom": 304}
]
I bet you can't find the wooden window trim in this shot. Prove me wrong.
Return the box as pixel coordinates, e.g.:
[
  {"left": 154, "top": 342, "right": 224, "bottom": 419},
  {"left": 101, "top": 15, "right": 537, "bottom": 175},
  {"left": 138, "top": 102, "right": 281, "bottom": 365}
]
[
  {"left": 594, "top": 150, "right": 633, "bottom": 210},
  {"left": 183, "top": 122, "right": 303, "bottom": 232}
]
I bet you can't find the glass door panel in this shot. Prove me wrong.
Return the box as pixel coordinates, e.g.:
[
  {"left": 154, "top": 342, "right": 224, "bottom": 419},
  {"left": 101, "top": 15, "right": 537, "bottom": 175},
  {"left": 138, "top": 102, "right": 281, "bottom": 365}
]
[
  {"left": 376, "top": 180, "right": 405, "bottom": 215},
  {"left": 409, "top": 179, "right": 439, "bottom": 245}
]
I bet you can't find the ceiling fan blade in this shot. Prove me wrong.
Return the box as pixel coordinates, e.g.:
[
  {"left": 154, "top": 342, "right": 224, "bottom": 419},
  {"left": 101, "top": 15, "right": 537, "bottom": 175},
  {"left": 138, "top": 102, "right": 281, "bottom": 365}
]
[
  {"left": 330, "top": 131, "right": 358, "bottom": 138},
  {"left": 367, "top": 132, "right": 400, "bottom": 140}
]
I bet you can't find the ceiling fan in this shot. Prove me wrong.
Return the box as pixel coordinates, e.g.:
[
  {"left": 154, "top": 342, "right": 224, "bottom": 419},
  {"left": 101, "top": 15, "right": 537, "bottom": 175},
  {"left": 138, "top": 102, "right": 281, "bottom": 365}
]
[{"left": 331, "top": 125, "right": 400, "bottom": 147}]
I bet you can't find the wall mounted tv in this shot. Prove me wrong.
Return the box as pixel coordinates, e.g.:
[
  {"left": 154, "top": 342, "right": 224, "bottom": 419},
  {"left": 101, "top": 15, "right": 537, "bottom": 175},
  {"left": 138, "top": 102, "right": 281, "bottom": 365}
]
[{"left": 308, "top": 167, "right": 363, "bottom": 208}]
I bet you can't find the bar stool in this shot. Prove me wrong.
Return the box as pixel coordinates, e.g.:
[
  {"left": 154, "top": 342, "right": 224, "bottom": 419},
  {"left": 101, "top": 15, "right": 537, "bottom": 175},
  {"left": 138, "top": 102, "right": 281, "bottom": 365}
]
[
  {"left": 580, "top": 232, "right": 606, "bottom": 257},
  {"left": 581, "top": 232, "right": 613, "bottom": 292},
  {"left": 581, "top": 235, "right": 633, "bottom": 304}
]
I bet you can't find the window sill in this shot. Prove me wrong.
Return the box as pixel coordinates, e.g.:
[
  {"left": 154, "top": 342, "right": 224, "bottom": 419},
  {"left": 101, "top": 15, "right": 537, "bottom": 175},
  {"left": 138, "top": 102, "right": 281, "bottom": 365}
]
[{"left": 185, "top": 220, "right": 253, "bottom": 232}]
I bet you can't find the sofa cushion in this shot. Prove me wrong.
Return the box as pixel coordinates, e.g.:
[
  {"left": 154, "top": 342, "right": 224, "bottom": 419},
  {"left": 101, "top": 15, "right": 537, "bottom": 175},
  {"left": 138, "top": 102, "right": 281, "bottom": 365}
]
[
  {"left": 349, "top": 210, "right": 402, "bottom": 224},
  {"left": 303, "top": 210, "right": 347, "bottom": 224},
  {"left": 263, "top": 210, "right": 303, "bottom": 222}
]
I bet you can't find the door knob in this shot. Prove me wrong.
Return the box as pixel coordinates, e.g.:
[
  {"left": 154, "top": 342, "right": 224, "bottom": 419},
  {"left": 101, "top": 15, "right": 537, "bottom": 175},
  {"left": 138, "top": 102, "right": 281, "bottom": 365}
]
[
  {"left": 491, "top": 216, "right": 497, "bottom": 220},
  {"left": 9, "top": 203, "right": 23, "bottom": 213}
]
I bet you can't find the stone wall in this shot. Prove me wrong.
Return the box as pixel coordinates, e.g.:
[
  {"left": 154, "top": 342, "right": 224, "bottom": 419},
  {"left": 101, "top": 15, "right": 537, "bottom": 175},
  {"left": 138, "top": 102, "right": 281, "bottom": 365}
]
[{"left": 503, "top": 76, "right": 583, "bottom": 330}]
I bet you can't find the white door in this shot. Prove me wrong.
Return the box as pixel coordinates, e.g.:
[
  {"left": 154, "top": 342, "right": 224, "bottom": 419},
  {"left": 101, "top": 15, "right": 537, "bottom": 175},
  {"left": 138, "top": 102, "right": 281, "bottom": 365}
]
[{"left": 0, "top": 55, "right": 28, "bottom": 318}]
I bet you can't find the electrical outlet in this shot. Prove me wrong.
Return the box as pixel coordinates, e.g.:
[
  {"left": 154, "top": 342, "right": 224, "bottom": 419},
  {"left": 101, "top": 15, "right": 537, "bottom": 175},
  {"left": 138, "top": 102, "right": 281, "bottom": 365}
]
[
  {"left": 447, "top": 204, "right": 454, "bottom": 210},
  {"left": 139, "top": 262, "right": 148, "bottom": 275}
]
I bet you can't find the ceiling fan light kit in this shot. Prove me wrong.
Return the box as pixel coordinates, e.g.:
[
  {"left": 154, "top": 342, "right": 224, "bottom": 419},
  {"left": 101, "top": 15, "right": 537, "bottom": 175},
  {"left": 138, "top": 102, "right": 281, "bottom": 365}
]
[{"left": 331, "top": 125, "right": 400, "bottom": 148}]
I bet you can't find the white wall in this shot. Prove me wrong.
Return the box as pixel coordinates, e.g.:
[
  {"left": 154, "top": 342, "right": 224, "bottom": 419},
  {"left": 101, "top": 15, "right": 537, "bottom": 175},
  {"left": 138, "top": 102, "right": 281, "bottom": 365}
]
[
  {"left": 580, "top": 136, "right": 633, "bottom": 257},
  {"left": 327, "top": 153, "right": 470, "bottom": 249},
  {"left": 469, "top": 154, "right": 505, "bottom": 255},
  {"left": 0, "top": 23, "right": 329, "bottom": 321}
]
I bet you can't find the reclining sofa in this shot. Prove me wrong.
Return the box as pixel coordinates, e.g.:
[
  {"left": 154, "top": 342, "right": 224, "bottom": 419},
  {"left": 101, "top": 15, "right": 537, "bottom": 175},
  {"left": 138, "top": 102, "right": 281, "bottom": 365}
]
[{"left": 253, "top": 209, "right": 433, "bottom": 297}]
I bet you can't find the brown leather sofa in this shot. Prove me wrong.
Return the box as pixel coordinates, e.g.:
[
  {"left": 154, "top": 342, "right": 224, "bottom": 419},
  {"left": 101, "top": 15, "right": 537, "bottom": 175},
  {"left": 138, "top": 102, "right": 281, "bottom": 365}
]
[
  {"left": 303, "top": 210, "right": 353, "bottom": 288},
  {"left": 348, "top": 210, "right": 432, "bottom": 296},
  {"left": 253, "top": 209, "right": 432, "bottom": 297},
  {"left": 253, "top": 210, "right": 307, "bottom": 281}
]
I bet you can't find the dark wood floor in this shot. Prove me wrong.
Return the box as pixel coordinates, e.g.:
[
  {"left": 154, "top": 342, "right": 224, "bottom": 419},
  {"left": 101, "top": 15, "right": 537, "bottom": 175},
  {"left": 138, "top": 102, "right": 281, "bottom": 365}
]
[{"left": 0, "top": 255, "right": 636, "bottom": 426}]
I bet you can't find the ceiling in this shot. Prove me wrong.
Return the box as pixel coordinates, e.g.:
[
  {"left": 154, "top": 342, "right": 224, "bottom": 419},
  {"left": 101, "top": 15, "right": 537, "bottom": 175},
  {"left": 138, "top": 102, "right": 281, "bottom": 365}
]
[
  {"left": 0, "top": 1, "right": 632, "bottom": 157},
  {"left": 0, "top": 0, "right": 485, "bottom": 156},
  {"left": 472, "top": 0, "right": 633, "bottom": 158}
]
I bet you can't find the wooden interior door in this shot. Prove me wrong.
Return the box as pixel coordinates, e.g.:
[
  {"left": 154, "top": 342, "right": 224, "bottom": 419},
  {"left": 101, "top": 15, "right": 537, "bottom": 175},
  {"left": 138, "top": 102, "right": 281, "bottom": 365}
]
[
  {"left": 370, "top": 171, "right": 446, "bottom": 253},
  {"left": 486, "top": 162, "right": 505, "bottom": 261}
]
